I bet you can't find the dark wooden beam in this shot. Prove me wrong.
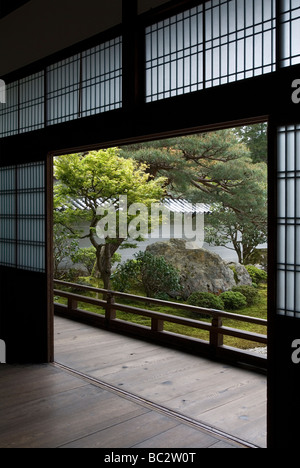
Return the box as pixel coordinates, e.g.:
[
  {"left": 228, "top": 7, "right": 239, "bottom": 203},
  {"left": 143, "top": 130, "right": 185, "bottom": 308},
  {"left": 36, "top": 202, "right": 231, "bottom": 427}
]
[
  {"left": 1, "top": 64, "right": 300, "bottom": 162},
  {"left": 122, "top": 0, "right": 140, "bottom": 110}
]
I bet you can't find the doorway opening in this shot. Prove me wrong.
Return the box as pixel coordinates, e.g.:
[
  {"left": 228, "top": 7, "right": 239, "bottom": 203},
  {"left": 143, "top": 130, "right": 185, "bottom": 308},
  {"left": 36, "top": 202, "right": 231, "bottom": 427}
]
[{"left": 52, "top": 122, "right": 268, "bottom": 447}]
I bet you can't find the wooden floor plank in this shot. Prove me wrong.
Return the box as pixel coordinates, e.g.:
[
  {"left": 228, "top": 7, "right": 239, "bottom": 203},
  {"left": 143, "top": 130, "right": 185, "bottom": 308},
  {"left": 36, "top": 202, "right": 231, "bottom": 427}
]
[
  {"left": 0, "top": 363, "right": 245, "bottom": 449},
  {"left": 0, "top": 382, "right": 147, "bottom": 448},
  {"left": 54, "top": 316, "right": 267, "bottom": 448},
  {"left": 60, "top": 412, "right": 180, "bottom": 448},
  {"left": 209, "top": 440, "right": 240, "bottom": 449},
  {"left": 0, "top": 364, "right": 87, "bottom": 408},
  {"left": 132, "top": 423, "right": 237, "bottom": 449},
  {"left": 0, "top": 316, "right": 263, "bottom": 448}
]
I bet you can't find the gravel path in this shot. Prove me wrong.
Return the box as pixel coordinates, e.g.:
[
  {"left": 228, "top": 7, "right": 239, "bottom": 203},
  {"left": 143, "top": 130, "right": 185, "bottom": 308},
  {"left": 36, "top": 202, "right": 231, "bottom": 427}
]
[{"left": 248, "top": 347, "right": 267, "bottom": 355}]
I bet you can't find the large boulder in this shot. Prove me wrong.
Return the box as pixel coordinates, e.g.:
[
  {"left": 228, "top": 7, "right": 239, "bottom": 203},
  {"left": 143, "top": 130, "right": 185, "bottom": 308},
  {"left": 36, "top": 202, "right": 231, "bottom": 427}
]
[
  {"left": 146, "top": 239, "right": 236, "bottom": 299},
  {"left": 226, "top": 262, "right": 252, "bottom": 286}
]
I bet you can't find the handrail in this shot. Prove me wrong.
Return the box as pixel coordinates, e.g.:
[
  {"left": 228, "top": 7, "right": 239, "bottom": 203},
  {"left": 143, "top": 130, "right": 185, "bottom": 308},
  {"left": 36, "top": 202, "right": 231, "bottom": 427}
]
[
  {"left": 53, "top": 279, "right": 268, "bottom": 371},
  {"left": 54, "top": 279, "right": 267, "bottom": 325}
]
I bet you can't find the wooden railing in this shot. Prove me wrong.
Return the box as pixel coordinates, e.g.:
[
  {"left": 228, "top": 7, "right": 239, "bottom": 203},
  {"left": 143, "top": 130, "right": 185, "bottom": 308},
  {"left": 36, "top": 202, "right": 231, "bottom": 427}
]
[{"left": 54, "top": 279, "right": 268, "bottom": 371}]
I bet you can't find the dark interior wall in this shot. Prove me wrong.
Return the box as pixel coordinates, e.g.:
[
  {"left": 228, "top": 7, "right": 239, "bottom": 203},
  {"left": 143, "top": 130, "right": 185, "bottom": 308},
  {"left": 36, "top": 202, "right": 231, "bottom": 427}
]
[
  {"left": 1, "top": 0, "right": 300, "bottom": 447},
  {"left": 0, "top": 0, "right": 123, "bottom": 76},
  {"left": 267, "top": 315, "right": 300, "bottom": 447},
  {"left": 0, "top": 268, "right": 49, "bottom": 363},
  {"left": 0, "top": 0, "right": 31, "bottom": 19},
  {"left": 1, "top": 0, "right": 300, "bottom": 368},
  {"left": 0, "top": 141, "right": 52, "bottom": 364},
  {"left": 1, "top": 63, "right": 298, "bottom": 366},
  {"left": 138, "top": 0, "right": 169, "bottom": 14}
]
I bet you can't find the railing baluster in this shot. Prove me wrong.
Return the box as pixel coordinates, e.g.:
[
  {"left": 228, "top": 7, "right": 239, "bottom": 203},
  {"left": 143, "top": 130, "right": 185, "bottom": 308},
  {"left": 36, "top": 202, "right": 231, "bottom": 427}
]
[
  {"left": 105, "top": 292, "right": 116, "bottom": 323},
  {"left": 151, "top": 318, "right": 164, "bottom": 332},
  {"left": 210, "top": 316, "right": 223, "bottom": 349},
  {"left": 53, "top": 279, "right": 267, "bottom": 370},
  {"left": 68, "top": 297, "right": 78, "bottom": 312}
]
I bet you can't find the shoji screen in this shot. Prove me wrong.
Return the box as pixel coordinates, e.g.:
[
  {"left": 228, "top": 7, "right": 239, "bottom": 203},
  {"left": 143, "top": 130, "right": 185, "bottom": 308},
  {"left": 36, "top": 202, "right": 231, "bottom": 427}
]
[
  {"left": 279, "top": 0, "right": 300, "bottom": 67},
  {"left": 46, "top": 54, "right": 81, "bottom": 125},
  {"left": 0, "top": 165, "right": 16, "bottom": 267},
  {"left": 46, "top": 37, "right": 122, "bottom": 125},
  {"left": 0, "top": 73, "right": 45, "bottom": 138},
  {"left": 269, "top": 123, "right": 300, "bottom": 448},
  {"left": 145, "top": 5, "right": 204, "bottom": 101},
  {"left": 277, "top": 125, "right": 300, "bottom": 318},
  {"left": 0, "top": 161, "right": 46, "bottom": 273},
  {"left": 0, "top": 37, "right": 122, "bottom": 137},
  {"left": 145, "top": 0, "right": 276, "bottom": 102},
  {"left": 0, "top": 81, "right": 19, "bottom": 138},
  {"left": 19, "top": 72, "right": 45, "bottom": 134},
  {"left": 81, "top": 37, "right": 122, "bottom": 117}
]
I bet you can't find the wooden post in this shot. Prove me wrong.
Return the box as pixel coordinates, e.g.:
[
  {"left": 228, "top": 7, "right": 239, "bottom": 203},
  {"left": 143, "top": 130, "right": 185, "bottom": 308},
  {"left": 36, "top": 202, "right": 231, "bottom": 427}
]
[
  {"left": 105, "top": 293, "right": 116, "bottom": 323},
  {"left": 151, "top": 318, "right": 164, "bottom": 332},
  {"left": 210, "top": 316, "right": 223, "bottom": 349},
  {"left": 68, "top": 297, "right": 78, "bottom": 312}
]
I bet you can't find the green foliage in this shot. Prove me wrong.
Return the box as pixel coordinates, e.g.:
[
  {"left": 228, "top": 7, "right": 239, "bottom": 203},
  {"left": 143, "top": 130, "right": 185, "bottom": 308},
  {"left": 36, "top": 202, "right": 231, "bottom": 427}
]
[
  {"left": 245, "top": 265, "right": 267, "bottom": 284},
  {"left": 187, "top": 292, "right": 224, "bottom": 310},
  {"left": 54, "top": 149, "right": 167, "bottom": 289},
  {"left": 235, "top": 123, "right": 268, "bottom": 164},
  {"left": 111, "top": 259, "right": 140, "bottom": 292},
  {"left": 246, "top": 248, "right": 267, "bottom": 269},
  {"left": 71, "top": 247, "right": 96, "bottom": 276},
  {"left": 220, "top": 291, "right": 247, "bottom": 310},
  {"left": 53, "top": 224, "right": 79, "bottom": 279},
  {"left": 122, "top": 129, "right": 268, "bottom": 265},
  {"left": 231, "top": 285, "right": 259, "bottom": 306},
  {"left": 112, "top": 251, "right": 181, "bottom": 298},
  {"left": 204, "top": 157, "right": 267, "bottom": 264},
  {"left": 120, "top": 140, "right": 189, "bottom": 194},
  {"left": 154, "top": 292, "right": 171, "bottom": 301},
  {"left": 136, "top": 251, "right": 181, "bottom": 298},
  {"left": 54, "top": 149, "right": 166, "bottom": 218},
  {"left": 122, "top": 130, "right": 252, "bottom": 200},
  {"left": 61, "top": 268, "right": 85, "bottom": 283},
  {"left": 54, "top": 128, "right": 268, "bottom": 287},
  {"left": 229, "top": 265, "right": 239, "bottom": 284},
  {"left": 112, "top": 252, "right": 122, "bottom": 265}
]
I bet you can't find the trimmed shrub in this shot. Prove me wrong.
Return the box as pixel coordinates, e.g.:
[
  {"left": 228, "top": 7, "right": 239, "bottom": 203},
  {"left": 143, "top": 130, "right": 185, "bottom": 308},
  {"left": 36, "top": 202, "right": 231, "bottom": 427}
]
[
  {"left": 137, "top": 251, "right": 182, "bottom": 298},
  {"left": 111, "top": 259, "right": 140, "bottom": 292},
  {"left": 187, "top": 292, "right": 224, "bottom": 310},
  {"left": 245, "top": 265, "right": 267, "bottom": 284},
  {"left": 154, "top": 292, "right": 171, "bottom": 301},
  {"left": 220, "top": 291, "right": 247, "bottom": 310},
  {"left": 231, "top": 285, "right": 259, "bottom": 306},
  {"left": 112, "top": 251, "right": 181, "bottom": 298}
]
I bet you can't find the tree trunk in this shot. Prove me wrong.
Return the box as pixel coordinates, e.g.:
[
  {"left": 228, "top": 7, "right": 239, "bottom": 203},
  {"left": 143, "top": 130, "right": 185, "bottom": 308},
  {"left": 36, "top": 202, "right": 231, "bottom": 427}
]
[
  {"left": 97, "top": 244, "right": 113, "bottom": 292},
  {"left": 96, "top": 241, "right": 123, "bottom": 298},
  {"left": 242, "top": 244, "right": 254, "bottom": 265},
  {"left": 231, "top": 236, "right": 243, "bottom": 264}
]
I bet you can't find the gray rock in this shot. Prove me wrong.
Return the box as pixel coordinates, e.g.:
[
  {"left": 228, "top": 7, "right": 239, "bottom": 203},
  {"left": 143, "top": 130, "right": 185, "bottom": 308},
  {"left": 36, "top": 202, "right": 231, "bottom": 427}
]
[
  {"left": 226, "top": 262, "right": 252, "bottom": 286},
  {"left": 146, "top": 239, "right": 236, "bottom": 299}
]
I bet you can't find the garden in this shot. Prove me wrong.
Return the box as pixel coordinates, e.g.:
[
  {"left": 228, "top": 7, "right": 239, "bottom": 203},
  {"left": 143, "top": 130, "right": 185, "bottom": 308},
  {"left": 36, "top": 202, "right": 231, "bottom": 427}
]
[
  {"left": 55, "top": 250, "right": 267, "bottom": 351},
  {"left": 54, "top": 125, "right": 268, "bottom": 352}
]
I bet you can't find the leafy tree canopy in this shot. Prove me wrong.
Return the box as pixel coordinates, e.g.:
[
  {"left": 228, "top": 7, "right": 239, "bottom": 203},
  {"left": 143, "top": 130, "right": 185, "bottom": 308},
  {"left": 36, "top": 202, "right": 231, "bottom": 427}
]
[
  {"left": 234, "top": 123, "right": 268, "bottom": 164},
  {"left": 54, "top": 148, "right": 166, "bottom": 290},
  {"left": 121, "top": 129, "right": 267, "bottom": 264}
]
